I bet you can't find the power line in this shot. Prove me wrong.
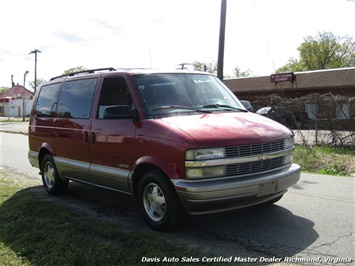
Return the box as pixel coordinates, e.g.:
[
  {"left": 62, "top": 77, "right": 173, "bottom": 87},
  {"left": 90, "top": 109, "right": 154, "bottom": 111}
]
[{"left": 252, "top": 1, "right": 276, "bottom": 72}]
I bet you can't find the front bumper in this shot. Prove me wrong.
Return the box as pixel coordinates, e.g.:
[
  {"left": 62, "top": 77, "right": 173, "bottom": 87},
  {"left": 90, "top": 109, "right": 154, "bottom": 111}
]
[{"left": 171, "top": 163, "right": 301, "bottom": 214}]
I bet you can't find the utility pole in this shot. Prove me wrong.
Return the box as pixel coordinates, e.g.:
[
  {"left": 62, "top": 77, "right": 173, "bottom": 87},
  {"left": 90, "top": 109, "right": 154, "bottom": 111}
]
[
  {"left": 29, "top": 49, "right": 41, "bottom": 93},
  {"left": 178, "top": 63, "right": 189, "bottom": 70},
  {"left": 217, "top": 0, "right": 227, "bottom": 81},
  {"left": 23, "top": 70, "right": 29, "bottom": 121}
]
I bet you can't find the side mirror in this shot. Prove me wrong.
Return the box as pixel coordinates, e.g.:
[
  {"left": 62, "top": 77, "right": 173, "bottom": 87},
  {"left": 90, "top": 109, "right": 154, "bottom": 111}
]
[
  {"left": 103, "top": 105, "right": 136, "bottom": 119},
  {"left": 240, "top": 100, "right": 253, "bottom": 112}
]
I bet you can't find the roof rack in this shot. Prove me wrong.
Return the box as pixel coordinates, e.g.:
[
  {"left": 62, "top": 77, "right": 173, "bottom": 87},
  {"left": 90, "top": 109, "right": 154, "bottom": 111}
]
[{"left": 50, "top": 67, "right": 116, "bottom": 81}]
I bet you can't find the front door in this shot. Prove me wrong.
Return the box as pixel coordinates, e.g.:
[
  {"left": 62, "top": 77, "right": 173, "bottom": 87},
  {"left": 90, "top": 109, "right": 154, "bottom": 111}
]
[{"left": 90, "top": 77, "right": 137, "bottom": 193}]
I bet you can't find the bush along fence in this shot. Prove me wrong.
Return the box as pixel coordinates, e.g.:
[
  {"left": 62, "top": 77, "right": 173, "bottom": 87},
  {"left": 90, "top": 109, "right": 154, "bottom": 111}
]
[{"left": 250, "top": 93, "right": 355, "bottom": 148}]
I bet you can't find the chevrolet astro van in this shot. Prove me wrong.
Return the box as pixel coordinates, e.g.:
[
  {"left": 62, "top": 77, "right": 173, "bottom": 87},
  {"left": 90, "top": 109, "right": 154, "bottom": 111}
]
[{"left": 28, "top": 68, "right": 301, "bottom": 231}]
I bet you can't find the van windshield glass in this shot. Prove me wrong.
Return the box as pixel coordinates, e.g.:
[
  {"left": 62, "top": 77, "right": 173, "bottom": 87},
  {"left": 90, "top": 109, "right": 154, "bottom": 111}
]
[{"left": 132, "top": 73, "right": 245, "bottom": 117}]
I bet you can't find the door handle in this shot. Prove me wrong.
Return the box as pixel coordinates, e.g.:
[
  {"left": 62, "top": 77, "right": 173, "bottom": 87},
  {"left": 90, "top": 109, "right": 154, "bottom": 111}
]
[
  {"left": 91, "top": 132, "right": 96, "bottom": 144},
  {"left": 83, "top": 131, "right": 89, "bottom": 143}
]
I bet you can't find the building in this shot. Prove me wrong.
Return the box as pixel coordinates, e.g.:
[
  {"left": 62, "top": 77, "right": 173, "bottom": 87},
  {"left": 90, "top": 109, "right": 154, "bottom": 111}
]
[
  {"left": 0, "top": 84, "right": 34, "bottom": 117},
  {"left": 223, "top": 67, "right": 355, "bottom": 130}
]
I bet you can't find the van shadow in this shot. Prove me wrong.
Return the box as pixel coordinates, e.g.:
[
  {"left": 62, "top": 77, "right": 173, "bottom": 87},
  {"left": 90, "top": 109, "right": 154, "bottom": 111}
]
[
  {"left": 50, "top": 182, "right": 319, "bottom": 258},
  {"left": 0, "top": 183, "right": 319, "bottom": 261},
  {"left": 179, "top": 203, "right": 319, "bottom": 258}
]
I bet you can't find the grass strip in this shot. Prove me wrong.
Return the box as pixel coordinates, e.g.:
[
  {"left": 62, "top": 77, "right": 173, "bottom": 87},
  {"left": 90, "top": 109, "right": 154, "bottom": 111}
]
[
  {"left": 294, "top": 145, "right": 355, "bottom": 176},
  {"left": 0, "top": 177, "right": 207, "bottom": 266}
]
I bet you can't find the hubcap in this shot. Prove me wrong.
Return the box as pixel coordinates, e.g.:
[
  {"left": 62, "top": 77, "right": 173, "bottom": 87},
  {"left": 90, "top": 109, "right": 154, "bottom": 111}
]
[
  {"left": 143, "top": 183, "right": 166, "bottom": 222},
  {"left": 43, "top": 162, "right": 55, "bottom": 189}
]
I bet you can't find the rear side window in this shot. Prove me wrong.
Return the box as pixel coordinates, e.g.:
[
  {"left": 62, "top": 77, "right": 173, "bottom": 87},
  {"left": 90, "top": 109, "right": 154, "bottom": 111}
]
[
  {"left": 58, "top": 78, "right": 97, "bottom": 119},
  {"left": 35, "top": 83, "right": 61, "bottom": 117}
]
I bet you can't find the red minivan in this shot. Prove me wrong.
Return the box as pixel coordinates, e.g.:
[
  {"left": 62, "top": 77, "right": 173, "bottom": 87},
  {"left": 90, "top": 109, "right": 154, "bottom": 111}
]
[{"left": 28, "top": 68, "right": 301, "bottom": 231}]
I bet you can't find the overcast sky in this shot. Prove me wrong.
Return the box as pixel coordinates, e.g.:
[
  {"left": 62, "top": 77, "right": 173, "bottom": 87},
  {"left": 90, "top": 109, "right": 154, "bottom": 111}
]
[{"left": 0, "top": 0, "right": 354, "bottom": 89}]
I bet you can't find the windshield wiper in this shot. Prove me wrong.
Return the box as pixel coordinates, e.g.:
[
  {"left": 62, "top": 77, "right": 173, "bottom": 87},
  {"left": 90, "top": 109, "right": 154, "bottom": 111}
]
[
  {"left": 202, "top": 104, "right": 248, "bottom": 112},
  {"left": 153, "top": 105, "right": 212, "bottom": 113}
]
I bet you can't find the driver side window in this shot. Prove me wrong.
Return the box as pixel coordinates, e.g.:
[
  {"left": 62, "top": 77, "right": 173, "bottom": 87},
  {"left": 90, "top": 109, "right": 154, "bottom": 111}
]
[{"left": 98, "top": 77, "right": 133, "bottom": 119}]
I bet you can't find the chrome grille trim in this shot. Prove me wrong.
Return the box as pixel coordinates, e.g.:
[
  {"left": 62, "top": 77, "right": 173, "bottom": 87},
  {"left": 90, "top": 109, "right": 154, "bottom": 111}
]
[
  {"left": 226, "top": 157, "right": 285, "bottom": 176},
  {"left": 185, "top": 149, "right": 293, "bottom": 167},
  {"left": 225, "top": 140, "right": 284, "bottom": 158}
]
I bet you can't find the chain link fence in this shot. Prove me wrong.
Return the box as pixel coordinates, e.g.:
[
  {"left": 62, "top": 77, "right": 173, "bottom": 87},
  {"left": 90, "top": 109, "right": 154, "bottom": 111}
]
[{"left": 249, "top": 93, "right": 355, "bottom": 148}]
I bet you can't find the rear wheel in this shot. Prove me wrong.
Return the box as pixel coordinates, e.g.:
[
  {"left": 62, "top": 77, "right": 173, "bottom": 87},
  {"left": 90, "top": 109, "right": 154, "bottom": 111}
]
[
  {"left": 41, "top": 154, "right": 68, "bottom": 195},
  {"left": 138, "top": 170, "right": 183, "bottom": 231}
]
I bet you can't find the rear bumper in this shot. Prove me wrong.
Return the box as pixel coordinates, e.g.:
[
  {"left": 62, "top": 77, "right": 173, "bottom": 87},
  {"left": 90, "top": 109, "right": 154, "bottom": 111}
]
[
  {"left": 28, "top": 151, "right": 39, "bottom": 168},
  {"left": 172, "top": 163, "right": 301, "bottom": 214}
]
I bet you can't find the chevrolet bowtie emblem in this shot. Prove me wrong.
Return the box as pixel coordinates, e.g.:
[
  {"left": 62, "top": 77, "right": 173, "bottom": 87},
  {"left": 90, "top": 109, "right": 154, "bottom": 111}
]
[{"left": 258, "top": 154, "right": 270, "bottom": 161}]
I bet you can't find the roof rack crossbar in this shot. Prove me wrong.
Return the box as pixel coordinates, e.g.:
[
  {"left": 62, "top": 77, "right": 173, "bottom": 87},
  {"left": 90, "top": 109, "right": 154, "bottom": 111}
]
[{"left": 50, "top": 67, "right": 116, "bottom": 81}]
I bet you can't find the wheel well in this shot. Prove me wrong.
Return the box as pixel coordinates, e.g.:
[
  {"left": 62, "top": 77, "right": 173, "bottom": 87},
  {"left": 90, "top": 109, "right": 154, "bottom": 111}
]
[
  {"left": 132, "top": 164, "right": 172, "bottom": 199},
  {"left": 38, "top": 148, "right": 50, "bottom": 169},
  {"left": 132, "top": 164, "right": 156, "bottom": 198}
]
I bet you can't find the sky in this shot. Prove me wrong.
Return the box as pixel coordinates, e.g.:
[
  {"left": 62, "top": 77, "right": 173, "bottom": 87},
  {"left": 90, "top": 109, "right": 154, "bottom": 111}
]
[{"left": 0, "top": 0, "right": 354, "bottom": 89}]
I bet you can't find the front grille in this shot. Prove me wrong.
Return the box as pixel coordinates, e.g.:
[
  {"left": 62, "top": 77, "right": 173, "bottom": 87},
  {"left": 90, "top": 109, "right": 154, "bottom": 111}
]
[
  {"left": 225, "top": 140, "right": 284, "bottom": 158},
  {"left": 224, "top": 140, "right": 287, "bottom": 177},
  {"left": 226, "top": 157, "right": 284, "bottom": 176}
]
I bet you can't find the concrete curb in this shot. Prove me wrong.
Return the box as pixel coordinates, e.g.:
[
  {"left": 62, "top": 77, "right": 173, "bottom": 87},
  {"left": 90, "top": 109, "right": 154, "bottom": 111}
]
[{"left": 0, "top": 121, "right": 29, "bottom": 135}]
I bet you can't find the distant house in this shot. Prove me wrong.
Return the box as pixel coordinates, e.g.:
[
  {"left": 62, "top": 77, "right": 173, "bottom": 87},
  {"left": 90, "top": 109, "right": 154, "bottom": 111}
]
[{"left": 0, "top": 84, "right": 34, "bottom": 117}]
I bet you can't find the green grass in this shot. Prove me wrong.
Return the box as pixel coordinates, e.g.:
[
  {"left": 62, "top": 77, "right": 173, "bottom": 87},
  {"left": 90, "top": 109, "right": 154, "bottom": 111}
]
[
  {"left": 0, "top": 176, "right": 207, "bottom": 266},
  {"left": 294, "top": 145, "right": 355, "bottom": 176},
  {"left": 0, "top": 118, "right": 29, "bottom": 122}
]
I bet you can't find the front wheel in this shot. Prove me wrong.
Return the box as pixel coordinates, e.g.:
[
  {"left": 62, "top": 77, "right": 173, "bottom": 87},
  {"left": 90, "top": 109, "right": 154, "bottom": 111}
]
[
  {"left": 41, "top": 154, "right": 68, "bottom": 195},
  {"left": 138, "top": 170, "right": 183, "bottom": 231}
]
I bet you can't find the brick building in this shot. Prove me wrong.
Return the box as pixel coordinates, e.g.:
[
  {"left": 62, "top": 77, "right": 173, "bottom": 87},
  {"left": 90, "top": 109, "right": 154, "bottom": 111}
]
[{"left": 223, "top": 67, "right": 355, "bottom": 130}]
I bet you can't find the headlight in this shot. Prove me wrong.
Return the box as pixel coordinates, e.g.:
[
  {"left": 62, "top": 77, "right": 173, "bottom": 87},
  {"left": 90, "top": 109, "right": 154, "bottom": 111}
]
[
  {"left": 186, "top": 148, "right": 225, "bottom": 160},
  {"left": 186, "top": 166, "right": 226, "bottom": 179},
  {"left": 284, "top": 138, "right": 294, "bottom": 149},
  {"left": 185, "top": 148, "right": 226, "bottom": 179},
  {"left": 284, "top": 154, "right": 294, "bottom": 164}
]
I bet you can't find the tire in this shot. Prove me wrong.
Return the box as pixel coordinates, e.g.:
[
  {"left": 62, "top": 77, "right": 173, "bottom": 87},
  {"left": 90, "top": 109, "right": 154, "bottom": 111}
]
[
  {"left": 41, "top": 154, "right": 68, "bottom": 195},
  {"left": 138, "top": 170, "right": 183, "bottom": 231}
]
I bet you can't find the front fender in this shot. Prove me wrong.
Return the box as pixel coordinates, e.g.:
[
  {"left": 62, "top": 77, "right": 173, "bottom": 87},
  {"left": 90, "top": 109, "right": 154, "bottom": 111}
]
[
  {"left": 133, "top": 155, "right": 181, "bottom": 179},
  {"left": 129, "top": 155, "right": 183, "bottom": 200}
]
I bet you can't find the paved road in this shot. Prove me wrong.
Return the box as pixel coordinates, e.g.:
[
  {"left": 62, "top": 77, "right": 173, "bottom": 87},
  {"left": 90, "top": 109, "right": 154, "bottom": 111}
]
[{"left": 0, "top": 132, "right": 354, "bottom": 264}]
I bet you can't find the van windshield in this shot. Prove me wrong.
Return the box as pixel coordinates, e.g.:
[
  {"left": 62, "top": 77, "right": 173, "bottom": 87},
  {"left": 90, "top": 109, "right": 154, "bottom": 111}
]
[{"left": 132, "top": 73, "right": 245, "bottom": 117}]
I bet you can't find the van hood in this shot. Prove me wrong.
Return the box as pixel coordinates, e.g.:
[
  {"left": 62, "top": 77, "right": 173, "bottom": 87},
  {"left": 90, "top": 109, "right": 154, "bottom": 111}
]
[{"left": 161, "top": 112, "right": 293, "bottom": 147}]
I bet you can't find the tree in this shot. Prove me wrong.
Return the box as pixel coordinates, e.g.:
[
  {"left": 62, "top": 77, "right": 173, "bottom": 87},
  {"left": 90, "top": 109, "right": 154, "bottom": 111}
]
[
  {"left": 277, "top": 32, "right": 355, "bottom": 73},
  {"left": 276, "top": 58, "right": 304, "bottom": 73},
  {"left": 0, "top": 86, "right": 9, "bottom": 95},
  {"left": 192, "top": 61, "right": 217, "bottom": 74},
  {"left": 63, "top": 66, "right": 87, "bottom": 74},
  {"left": 29, "top": 79, "right": 45, "bottom": 91},
  {"left": 233, "top": 66, "right": 250, "bottom": 77}
]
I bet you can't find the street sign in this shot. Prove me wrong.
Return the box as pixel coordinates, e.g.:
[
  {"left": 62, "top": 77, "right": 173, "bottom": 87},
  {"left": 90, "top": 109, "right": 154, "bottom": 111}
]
[{"left": 271, "top": 73, "right": 295, "bottom": 83}]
